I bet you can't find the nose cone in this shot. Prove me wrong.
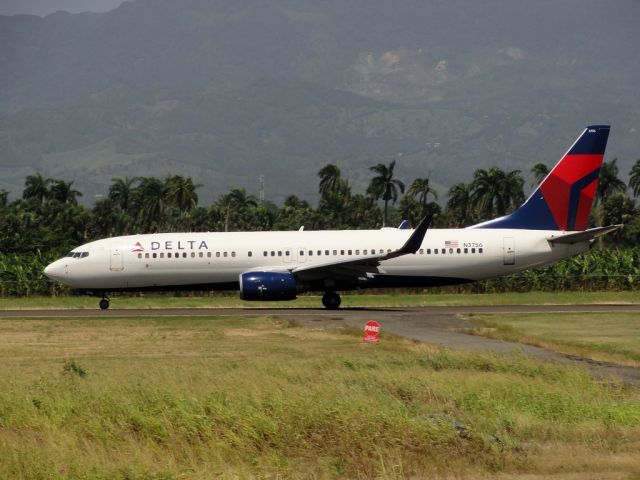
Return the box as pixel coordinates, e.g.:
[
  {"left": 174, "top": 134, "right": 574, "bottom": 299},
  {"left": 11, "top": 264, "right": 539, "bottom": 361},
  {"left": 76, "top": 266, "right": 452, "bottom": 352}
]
[{"left": 44, "top": 260, "right": 66, "bottom": 282}]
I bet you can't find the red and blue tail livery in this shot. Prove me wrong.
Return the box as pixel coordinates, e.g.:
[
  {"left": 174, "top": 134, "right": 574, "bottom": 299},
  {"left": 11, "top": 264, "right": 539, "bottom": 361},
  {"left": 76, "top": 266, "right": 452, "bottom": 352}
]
[{"left": 474, "top": 125, "right": 610, "bottom": 231}]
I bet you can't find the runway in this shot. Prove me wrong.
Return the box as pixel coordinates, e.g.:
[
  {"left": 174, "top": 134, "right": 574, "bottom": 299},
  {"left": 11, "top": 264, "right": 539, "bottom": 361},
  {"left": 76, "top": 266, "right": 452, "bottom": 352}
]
[
  {"left": 1, "top": 303, "right": 639, "bottom": 318},
  {"left": 2, "top": 304, "right": 639, "bottom": 384}
]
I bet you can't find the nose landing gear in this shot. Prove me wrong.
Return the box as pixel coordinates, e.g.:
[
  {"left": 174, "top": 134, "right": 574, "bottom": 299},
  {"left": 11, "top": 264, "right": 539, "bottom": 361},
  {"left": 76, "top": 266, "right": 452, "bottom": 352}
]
[{"left": 322, "top": 291, "right": 341, "bottom": 310}]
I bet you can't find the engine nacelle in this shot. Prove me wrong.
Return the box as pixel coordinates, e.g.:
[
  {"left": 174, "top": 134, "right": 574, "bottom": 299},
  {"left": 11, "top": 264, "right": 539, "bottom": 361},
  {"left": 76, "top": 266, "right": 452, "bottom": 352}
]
[{"left": 239, "top": 271, "right": 297, "bottom": 301}]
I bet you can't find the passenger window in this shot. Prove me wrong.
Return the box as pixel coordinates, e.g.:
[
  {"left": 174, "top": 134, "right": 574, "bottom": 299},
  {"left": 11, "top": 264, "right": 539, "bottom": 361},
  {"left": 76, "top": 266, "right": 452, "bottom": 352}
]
[
  {"left": 427, "top": 249, "right": 431, "bottom": 254},
  {"left": 207, "top": 252, "right": 211, "bottom": 258},
  {"left": 191, "top": 252, "right": 195, "bottom": 258},
  {"left": 449, "top": 248, "right": 453, "bottom": 254},
  {"left": 263, "top": 251, "right": 268, "bottom": 257},
  {"left": 457, "top": 248, "right": 461, "bottom": 254},
  {"left": 216, "top": 252, "right": 221, "bottom": 258},
  {"left": 138, "top": 253, "right": 142, "bottom": 259},
  {"left": 317, "top": 250, "right": 322, "bottom": 256},
  {"left": 442, "top": 249, "right": 446, "bottom": 254},
  {"left": 464, "top": 248, "right": 468, "bottom": 254},
  {"left": 248, "top": 251, "right": 252, "bottom": 257},
  {"left": 231, "top": 252, "right": 236, "bottom": 257},
  {"left": 340, "top": 250, "right": 345, "bottom": 255},
  {"left": 471, "top": 248, "right": 476, "bottom": 253},
  {"left": 160, "top": 253, "right": 165, "bottom": 258},
  {"left": 364, "top": 249, "right": 368, "bottom": 255},
  {"left": 285, "top": 251, "right": 290, "bottom": 256},
  {"left": 355, "top": 249, "right": 360, "bottom": 255},
  {"left": 145, "top": 253, "right": 149, "bottom": 259},
  {"left": 153, "top": 253, "right": 157, "bottom": 259},
  {"left": 299, "top": 250, "right": 304, "bottom": 256},
  {"left": 183, "top": 252, "right": 187, "bottom": 258},
  {"left": 348, "top": 250, "right": 352, "bottom": 255},
  {"left": 308, "top": 251, "right": 313, "bottom": 256},
  {"left": 479, "top": 248, "right": 484, "bottom": 254},
  {"left": 175, "top": 254, "right": 180, "bottom": 260},
  {"left": 224, "top": 252, "right": 228, "bottom": 257},
  {"left": 271, "top": 251, "right": 275, "bottom": 256},
  {"left": 167, "top": 253, "right": 172, "bottom": 258},
  {"left": 277, "top": 251, "right": 282, "bottom": 257},
  {"left": 199, "top": 252, "right": 204, "bottom": 258},
  {"left": 333, "top": 250, "right": 337, "bottom": 255},
  {"left": 419, "top": 249, "right": 424, "bottom": 254}
]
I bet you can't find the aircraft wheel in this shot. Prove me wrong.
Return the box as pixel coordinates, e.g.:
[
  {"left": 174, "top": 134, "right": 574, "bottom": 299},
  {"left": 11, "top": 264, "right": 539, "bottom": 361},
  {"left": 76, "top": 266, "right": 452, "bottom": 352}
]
[
  {"left": 322, "top": 292, "right": 341, "bottom": 310},
  {"left": 99, "top": 299, "right": 110, "bottom": 310}
]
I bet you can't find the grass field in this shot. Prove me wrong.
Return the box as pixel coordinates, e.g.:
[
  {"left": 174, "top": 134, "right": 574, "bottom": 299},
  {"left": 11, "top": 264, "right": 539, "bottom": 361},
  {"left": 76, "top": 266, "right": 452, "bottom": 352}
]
[
  {"left": 466, "top": 312, "right": 640, "bottom": 368},
  {"left": 0, "top": 314, "right": 638, "bottom": 479},
  {"left": 1, "top": 290, "right": 638, "bottom": 309}
]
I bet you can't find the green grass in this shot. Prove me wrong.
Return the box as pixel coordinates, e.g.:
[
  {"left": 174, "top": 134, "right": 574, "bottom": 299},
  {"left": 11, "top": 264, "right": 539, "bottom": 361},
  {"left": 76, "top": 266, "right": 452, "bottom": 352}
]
[
  {"left": 1, "top": 290, "right": 638, "bottom": 309},
  {"left": 0, "top": 315, "right": 638, "bottom": 479},
  {"left": 466, "top": 313, "right": 640, "bottom": 367}
]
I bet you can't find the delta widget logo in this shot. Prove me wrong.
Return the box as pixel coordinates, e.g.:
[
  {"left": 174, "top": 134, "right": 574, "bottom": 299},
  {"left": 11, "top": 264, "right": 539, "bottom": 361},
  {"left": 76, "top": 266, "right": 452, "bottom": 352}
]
[{"left": 131, "top": 242, "right": 145, "bottom": 253}]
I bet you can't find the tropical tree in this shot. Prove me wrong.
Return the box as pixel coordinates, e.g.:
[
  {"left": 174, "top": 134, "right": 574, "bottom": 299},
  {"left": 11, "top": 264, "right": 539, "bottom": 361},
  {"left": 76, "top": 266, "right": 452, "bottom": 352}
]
[
  {"left": 596, "top": 158, "right": 626, "bottom": 205},
  {"left": 108, "top": 177, "right": 138, "bottom": 213},
  {"left": 318, "top": 164, "right": 345, "bottom": 198},
  {"left": 164, "top": 175, "right": 201, "bottom": 215},
  {"left": 530, "top": 162, "right": 549, "bottom": 188},
  {"left": 407, "top": 177, "right": 438, "bottom": 218},
  {"left": 629, "top": 159, "right": 640, "bottom": 198},
  {"left": 216, "top": 188, "right": 258, "bottom": 232},
  {"left": 469, "top": 167, "right": 524, "bottom": 221},
  {"left": 23, "top": 173, "right": 51, "bottom": 204},
  {"left": 445, "top": 182, "right": 473, "bottom": 227},
  {"left": 48, "top": 180, "right": 82, "bottom": 205},
  {"left": 131, "top": 177, "right": 167, "bottom": 231},
  {"left": 366, "top": 160, "right": 405, "bottom": 226}
]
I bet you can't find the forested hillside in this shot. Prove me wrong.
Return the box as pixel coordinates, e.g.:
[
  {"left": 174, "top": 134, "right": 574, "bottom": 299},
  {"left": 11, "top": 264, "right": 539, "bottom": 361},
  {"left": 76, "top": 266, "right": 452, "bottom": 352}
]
[{"left": 1, "top": 0, "right": 639, "bottom": 202}]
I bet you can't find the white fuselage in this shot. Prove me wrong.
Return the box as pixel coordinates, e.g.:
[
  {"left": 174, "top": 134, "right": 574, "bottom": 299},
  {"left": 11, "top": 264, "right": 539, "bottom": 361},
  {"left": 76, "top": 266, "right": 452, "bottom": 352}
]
[{"left": 44, "top": 227, "right": 588, "bottom": 292}]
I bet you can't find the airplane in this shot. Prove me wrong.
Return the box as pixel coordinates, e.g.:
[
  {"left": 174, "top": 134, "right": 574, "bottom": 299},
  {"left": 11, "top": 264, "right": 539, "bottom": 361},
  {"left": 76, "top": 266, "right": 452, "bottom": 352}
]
[{"left": 44, "top": 125, "right": 621, "bottom": 310}]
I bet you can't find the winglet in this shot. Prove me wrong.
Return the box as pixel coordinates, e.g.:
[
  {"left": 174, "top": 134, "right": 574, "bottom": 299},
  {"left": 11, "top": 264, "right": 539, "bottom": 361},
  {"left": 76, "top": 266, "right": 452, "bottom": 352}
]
[
  {"left": 383, "top": 215, "right": 431, "bottom": 260},
  {"left": 398, "top": 219, "right": 411, "bottom": 229}
]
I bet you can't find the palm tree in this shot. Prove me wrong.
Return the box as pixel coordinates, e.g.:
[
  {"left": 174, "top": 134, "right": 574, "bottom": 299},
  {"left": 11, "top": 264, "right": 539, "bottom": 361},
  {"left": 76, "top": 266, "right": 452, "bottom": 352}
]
[
  {"left": 407, "top": 177, "right": 438, "bottom": 217},
  {"left": 23, "top": 173, "right": 51, "bottom": 204},
  {"left": 48, "top": 180, "right": 82, "bottom": 205},
  {"left": 217, "top": 188, "right": 258, "bottom": 232},
  {"left": 629, "top": 159, "right": 640, "bottom": 198},
  {"left": 596, "top": 158, "right": 626, "bottom": 205},
  {"left": 0, "top": 190, "right": 8, "bottom": 208},
  {"left": 445, "top": 182, "right": 473, "bottom": 227},
  {"left": 366, "top": 160, "right": 405, "bottom": 226},
  {"left": 164, "top": 175, "right": 201, "bottom": 215},
  {"left": 132, "top": 177, "right": 166, "bottom": 230},
  {"left": 530, "top": 163, "right": 549, "bottom": 188},
  {"left": 469, "top": 167, "right": 524, "bottom": 221},
  {"left": 318, "top": 164, "right": 344, "bottom": 198},
  {"left": 108, "top": 177, "right": 138, "bottom": 213}
]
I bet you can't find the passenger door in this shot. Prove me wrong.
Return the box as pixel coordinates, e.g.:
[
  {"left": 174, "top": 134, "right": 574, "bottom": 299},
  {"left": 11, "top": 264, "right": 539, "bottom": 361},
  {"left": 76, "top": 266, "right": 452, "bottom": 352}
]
[
  {"left": 110, "top": 244, "right": 124, "bottom": 271},
  {"left": 503, "top": 237, "right": 515, "bottom": 265}
]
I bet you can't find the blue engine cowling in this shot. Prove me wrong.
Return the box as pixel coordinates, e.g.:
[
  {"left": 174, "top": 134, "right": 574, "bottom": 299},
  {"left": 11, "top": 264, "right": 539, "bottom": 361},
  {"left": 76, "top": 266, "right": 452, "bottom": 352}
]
[{"left": 239, "top": 271, "right": 297, "bottom": 301}]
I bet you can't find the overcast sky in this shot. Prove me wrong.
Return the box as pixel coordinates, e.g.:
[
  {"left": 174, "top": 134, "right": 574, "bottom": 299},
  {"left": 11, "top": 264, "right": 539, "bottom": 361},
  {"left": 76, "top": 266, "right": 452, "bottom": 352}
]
[{"left": 0, "top": 0, "right": 124, "bottom": 16}]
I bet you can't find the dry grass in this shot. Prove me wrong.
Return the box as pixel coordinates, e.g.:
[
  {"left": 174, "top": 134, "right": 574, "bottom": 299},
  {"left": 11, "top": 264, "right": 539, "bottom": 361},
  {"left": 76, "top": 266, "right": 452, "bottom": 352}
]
[{"left": 0, "top": 315, "right": 638, "bottom": 479}]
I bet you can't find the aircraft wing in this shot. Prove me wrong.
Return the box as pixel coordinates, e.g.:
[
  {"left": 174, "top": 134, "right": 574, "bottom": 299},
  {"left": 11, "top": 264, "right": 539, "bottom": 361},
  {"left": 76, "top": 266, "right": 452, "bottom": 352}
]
[
  {"left": 291, "top": 216, "right": 431, "bottom": 281},
  {"left": 547, "top": 225, "right": 622, "bottom": 244}
]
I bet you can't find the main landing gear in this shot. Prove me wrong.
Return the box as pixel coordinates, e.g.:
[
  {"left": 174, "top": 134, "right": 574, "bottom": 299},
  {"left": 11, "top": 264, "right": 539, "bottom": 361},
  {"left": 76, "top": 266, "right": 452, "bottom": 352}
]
[
  {"left": 322, "top": 291, "right": 341, "bottom": 310},
  {"left": 99, "top": 296, "right": 110, "bottom": 310}
]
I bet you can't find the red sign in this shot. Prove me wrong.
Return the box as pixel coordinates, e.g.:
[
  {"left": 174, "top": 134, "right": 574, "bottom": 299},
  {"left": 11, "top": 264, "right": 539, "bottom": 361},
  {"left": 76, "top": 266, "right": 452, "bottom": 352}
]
[{"left": 363, "top": 320, "right": 381, "bottom": 343}]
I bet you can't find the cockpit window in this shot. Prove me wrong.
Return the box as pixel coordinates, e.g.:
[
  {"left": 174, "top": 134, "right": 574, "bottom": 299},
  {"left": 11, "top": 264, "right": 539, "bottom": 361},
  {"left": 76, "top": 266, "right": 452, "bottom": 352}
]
[
  {"left": 66, "top": 252, "right": 75, "bottom": 257},
  {"left": 81, "top": 252, "right": 89, "bottom": 258},
  {"left": 73, "top": 252, "right": 82, "bottom": 258}
]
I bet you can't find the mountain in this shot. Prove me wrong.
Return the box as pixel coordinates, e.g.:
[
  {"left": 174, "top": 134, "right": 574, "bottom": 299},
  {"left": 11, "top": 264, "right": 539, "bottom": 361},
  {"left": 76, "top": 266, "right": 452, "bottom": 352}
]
[{"left": 1, "top": 0, "right": 639, "bottom": 204}]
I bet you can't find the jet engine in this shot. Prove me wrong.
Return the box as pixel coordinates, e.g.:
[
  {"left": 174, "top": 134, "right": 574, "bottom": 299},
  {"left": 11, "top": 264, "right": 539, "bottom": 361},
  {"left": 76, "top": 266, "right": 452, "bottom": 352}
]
[{"left": 239, "top": 271, "right": 297, "bottom": 301}]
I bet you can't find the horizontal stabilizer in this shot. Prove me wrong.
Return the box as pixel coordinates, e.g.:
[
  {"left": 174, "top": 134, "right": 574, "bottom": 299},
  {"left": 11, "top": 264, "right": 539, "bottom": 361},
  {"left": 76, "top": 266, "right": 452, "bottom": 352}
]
[{"left": 547, "top": 225, "right": 622, "bottom": 244}]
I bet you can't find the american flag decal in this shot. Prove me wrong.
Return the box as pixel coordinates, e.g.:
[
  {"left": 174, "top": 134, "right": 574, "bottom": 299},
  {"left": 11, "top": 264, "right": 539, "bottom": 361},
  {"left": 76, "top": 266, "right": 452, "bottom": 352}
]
[{"left": 445, "top": 240, "right": 458, "bottom": 248}]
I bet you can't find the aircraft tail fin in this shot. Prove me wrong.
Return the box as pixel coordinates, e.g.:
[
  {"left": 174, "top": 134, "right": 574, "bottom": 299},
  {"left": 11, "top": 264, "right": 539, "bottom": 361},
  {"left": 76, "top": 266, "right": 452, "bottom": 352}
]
[{"left": 472, "top": 125, "right": 610, "bottom": 231}]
